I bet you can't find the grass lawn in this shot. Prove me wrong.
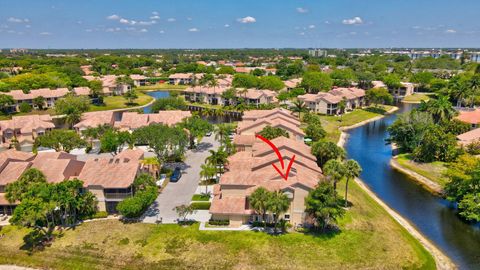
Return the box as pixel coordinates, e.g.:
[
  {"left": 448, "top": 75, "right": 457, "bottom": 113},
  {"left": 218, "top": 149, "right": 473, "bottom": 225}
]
[
  {"left": 0, "top": 180, "right": 434, "bottom": 270},
  {"left": 396, "top": 153, "right": 448, "bottom": 187},
  {"left": 136, "top": 84, "right": 188, "bottom": 91},
  {"left": 191, "top": 194, "right": 210, "bottom": 201},
  {"left": 402, "top": 94, "right": 431, "bottom": 103},
  {"left": 319, "top": 105, "right": 396, "bottom": 143},
  {"left": 88, "top": 91, "right": 154, "bottom": 112}
]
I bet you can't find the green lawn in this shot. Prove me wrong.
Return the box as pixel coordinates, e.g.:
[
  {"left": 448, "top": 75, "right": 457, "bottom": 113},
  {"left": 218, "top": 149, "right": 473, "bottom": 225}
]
[
  {"left": 319, "top": 105, "right": 396, "bottom": 143},
  {"left": 191, "top": 194, "right": 210, "bottom": 201},
  {"left": 136, "top": 84, "right": 188, "bottom": 91},
  {"left": 396, "top": 154, "right": 448, "bottom": 187},
  {"left": 402, "top": 94, "right": 431, "bottom": 104},
  {"left": 0, "top": 180, "right": 434, "bottom": 270},
  {"left": 88, "top": 91, "right": 154, "bottom": 112}
]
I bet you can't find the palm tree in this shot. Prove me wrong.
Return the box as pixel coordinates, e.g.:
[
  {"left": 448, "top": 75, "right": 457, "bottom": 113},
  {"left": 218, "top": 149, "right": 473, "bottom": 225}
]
[
  {"left": 215, "top": 124, "right": 234, "bottom": 147},
  {"left": 249, "top": 187, "right": 271, "bottom": 228},
  {"left": 423, "top": 95, "right": 456, "bottom": 123},
  {"left": 291, "top": 100, "right": 307, "bottom": 120},
  {"left": 323, "top": 159, "right": 346, "bottom": 193},
  {"left": 266, "top": 191, "right": 290, "bottom": 233},
  {"left": 343, "top": 160, "right": 362, "bottom": 207},
  {"left": 205, "top": 148, "right": 229, "bottom": 177},
  {"left": 199, "top": 163, "right": 216, "bottom": 194},
  {"left": 469, "top": 74, "right": 480, "bottom": 108}
]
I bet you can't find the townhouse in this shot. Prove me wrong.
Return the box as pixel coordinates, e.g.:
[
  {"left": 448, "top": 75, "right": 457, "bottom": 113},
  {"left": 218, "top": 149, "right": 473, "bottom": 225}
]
[
  {"left": 183, "top": 86, "right": 277, "bottom": 107},
  {"left": 74, "top": 111, "right": 117, "bottom": 132},
  {"left": 372, "top": 80, "right": 415, "bottom": 98},
  {"left": 457, "top": 128, "right": 480, "bottom": 146},
  {"left": 168, "top": 73, "right": 195, "bottom": 85},
  {"left": 83, "top": 75, "right": 131, "bottom": 95},
  {"left": 455, "top": 109, "right": 480, "bottom": 129},
  {"left": 210, "top": 136, "right": 324, "bottom": 227},
  {"left": 297, "top": 87, "right": 366, "bottom": 115},
  {"left": 130, "top": 74, "right": 147, "bottom": 87},
  {"left": 0, "top": 115, "right": 55, "bottom": 148},
  {"left": 5, "top": 88, "right": 70, "bottom": 111},
  {"left": 284, "top": 78, "right": 302, "bottom": 91},
  {"left": 114, "top": 111, "right": 192, "bottom": 131}
]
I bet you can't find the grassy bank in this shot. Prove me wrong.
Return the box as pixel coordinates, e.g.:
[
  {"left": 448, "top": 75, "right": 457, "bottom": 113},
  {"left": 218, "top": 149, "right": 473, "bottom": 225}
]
[
  {"left": 396, "top": 154, "right": 448, "bottom": 187},
  {"left": 402, "top": 94, "right": 431, "bottom": 103},
  {"left": 319, "top": 105, "right": 396, "bottom": 143},
  {"left": 0, "top": 180, "right": 434, "bottom": 270},
  {"left": 88, "top": 91, "right": 154, "bottom": 112}
]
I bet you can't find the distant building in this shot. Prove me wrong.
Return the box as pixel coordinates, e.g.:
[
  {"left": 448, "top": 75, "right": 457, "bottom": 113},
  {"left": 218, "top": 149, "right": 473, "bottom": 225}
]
[
  {"left": 298, "top": 87, "right": 366, "bottom": 115},
  {"left": 308, "top": 49, "right": 327, "bottom": 57}
]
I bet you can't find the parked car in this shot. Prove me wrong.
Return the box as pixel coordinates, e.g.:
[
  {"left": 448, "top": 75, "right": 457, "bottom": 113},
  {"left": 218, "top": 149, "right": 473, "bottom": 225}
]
[
  {"left": 205, "top": 131, "right": 212, "bottom": 137},
  {"left": 170, "top": 167, "right": 182, "bottom": 182},
  {"left": 156, "top": 174, "right": 167, "bottom": 187}
]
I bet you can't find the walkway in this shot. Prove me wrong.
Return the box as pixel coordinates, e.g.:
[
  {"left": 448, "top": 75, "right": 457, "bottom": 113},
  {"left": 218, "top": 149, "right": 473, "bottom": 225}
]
[{"left": 142, "top": 135, "right": 220, "bottom": 223}]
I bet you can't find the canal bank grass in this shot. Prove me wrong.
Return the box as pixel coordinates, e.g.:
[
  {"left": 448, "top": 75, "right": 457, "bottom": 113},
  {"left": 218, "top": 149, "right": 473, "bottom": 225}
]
[
  {"left": 136, "top": 84, "right": 188, "bottom": 91},
  {"left": 88, "top": 91, "right": 154, "bottom": 112},
  {"left": 320, "top": 105, "right": 396, "bottom": 143},
  {"left": 0, "top": 182, "right": 434, "bottom": 270},
  {"left": 402, "top": 94, "right": 431, "bottom": 103},
  {"left": 396, "top": 154, "right": 448, "bottom": 187}
]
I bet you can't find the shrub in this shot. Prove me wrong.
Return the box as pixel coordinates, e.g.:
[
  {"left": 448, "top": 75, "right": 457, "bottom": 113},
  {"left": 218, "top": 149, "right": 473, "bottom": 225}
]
[
  {"left": 208, "top": 219, "right": 229, "bottom": 226},
  {"left": 190, "top": 201, "right": 211, "bottom": 210},
  {"left": 117, "top": 186, "right": 157, "bottom": 218},
  {"left": 19, "top": 102, "right": 32, "bottom": 113},
  {"left": 91, "top": 211, "right": 108, "bottom": 219}
]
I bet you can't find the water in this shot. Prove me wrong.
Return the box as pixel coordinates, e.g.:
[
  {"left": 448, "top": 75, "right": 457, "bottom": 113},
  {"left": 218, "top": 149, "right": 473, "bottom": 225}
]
[
  {"left": 344, "top": 103, "right": 480, "bottom": 269},
  {"left": 143, "top": 91, "right": 170, "bottom": 113}
]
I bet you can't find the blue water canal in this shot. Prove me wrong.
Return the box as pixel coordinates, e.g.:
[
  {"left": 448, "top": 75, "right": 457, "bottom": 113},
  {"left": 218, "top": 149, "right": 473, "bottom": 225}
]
[{"left": 344, "top": 103, "right": 480, "bottom": 270}]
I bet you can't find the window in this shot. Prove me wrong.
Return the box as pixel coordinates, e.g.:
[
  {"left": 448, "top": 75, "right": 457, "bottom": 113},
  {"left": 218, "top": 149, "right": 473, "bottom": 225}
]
[{"left": 284, "top": 214, "right": 290, "bottom": 220}]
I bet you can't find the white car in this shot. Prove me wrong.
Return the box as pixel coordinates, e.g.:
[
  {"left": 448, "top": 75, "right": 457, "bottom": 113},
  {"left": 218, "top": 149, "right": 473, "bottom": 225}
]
[{"left": 156, "top": 174, "right": 167, "bottom": 187}]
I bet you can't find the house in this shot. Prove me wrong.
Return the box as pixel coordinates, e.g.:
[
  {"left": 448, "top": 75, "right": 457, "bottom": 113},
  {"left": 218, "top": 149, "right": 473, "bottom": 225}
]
[
  {"left": 74, "top": 111, "right": 117, "bottom": 132},
  {"left": 298, "top": 87, "right": 365, "bottom": 115},
  {"left": 83, "top": 75, "right": 131, "bottom": 95},
  {"left": 241, "top": 89, "right": 278, "bottom": 106},
  {"left": 284, "top": 78, "right": 302, "bottom": 91},
  {"left": 73, "top": 86, "right": 92, "bottom": 97},
  {"left": 210, "top": 136, "right": 323, "bottom": 227},
  {"left": 78, "top": 149, "right": 144, "bottom": 213},
  {"left": 0, "top": 150, "right": 83, "bottom": 215},
  {"left": 114, "top": 111, "right": 192, "bottom": 131},
  {"left": 0, "top": 115, "right": 56, "bottom": 148},
  {"left": 455, "top": 109, "right": 480, "bottom": 129},
  {"left": 372, "top": 80, "right": 414, "bottom": 98},
  {"left": 183, "top": 86, "right": 228, "bottom": 105},
  {"left": 169, "top": 73, "right": 195, "bottom": 85},
  {"left": 5, "top": 88, "right": 70, "bottom": 111},
  {"left": 457, "top": 128, "right": 480, "bottom": 146},
  {"left": 130, "top": 74, "right": 147, "bottom": 87}
]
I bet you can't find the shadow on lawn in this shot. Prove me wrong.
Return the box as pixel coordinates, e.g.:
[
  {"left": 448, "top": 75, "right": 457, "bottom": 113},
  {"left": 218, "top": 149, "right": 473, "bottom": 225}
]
[{"left": 363, "top": 106, "right": 387, "bottom": 114}]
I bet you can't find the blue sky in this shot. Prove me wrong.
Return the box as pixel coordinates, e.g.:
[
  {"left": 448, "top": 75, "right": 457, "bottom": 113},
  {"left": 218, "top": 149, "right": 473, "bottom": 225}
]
[{"left": 1, "top": 0, "right": 480, "bottom": 49}]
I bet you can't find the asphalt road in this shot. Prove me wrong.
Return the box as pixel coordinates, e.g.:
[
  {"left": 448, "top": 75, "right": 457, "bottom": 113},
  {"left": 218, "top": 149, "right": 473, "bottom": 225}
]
[{"left": 142, "top": 135, "right": 219, "bottom": 223}]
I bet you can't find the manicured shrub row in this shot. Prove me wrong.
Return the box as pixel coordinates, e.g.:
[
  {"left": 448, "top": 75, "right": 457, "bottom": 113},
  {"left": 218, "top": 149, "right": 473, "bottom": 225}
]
[
  {"left": 190, "top": 201, "right": 211, "bottom": 210},
  {"left": 117, "top": 186, "right": 157, "bottom": 218},
  {"left": 208, "top": 219, "right": 229, "bottom": 226}
]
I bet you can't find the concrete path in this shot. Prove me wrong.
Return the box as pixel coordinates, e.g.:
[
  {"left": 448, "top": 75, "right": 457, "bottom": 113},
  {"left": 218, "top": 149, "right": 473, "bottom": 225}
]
[
  {"left": 199, "top": 223, "right": 252, "bottom": 231},
  {"left": 142, "top": 135, "right": 219, "bottom": 224}
]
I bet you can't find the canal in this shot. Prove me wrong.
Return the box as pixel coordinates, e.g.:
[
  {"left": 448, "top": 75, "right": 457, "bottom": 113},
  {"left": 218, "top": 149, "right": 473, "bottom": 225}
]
[{"left": 344, "top": 103, "right": 480, "bottom": 269}]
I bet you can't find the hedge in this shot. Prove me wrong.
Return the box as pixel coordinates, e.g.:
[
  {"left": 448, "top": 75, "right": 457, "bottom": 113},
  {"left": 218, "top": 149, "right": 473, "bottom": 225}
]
[
  {"left": 117, "top": 186, "right": 157, "bottom": 218},
  {"left": 208, "top": 219, "right": 230, "bottom": 226},
  {"left": 190, "top": 201, "right": 211, "bottom": 210}
]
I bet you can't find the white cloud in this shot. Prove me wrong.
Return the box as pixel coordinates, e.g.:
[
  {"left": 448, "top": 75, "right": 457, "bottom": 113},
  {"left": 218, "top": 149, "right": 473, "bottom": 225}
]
[
  {"left": 39, "top": 32, "right": 52, "bottom": 35},
  {"left": 140, "top": 28, "right": 148, "bottom": 33},
  {"left": 308, "top": 24, "right": 315, "bottom": 29},
  {"left": 296, "top": 7, "right": 308, "bottom": 13},
  {"left": 8, "top": 17, "right": 29, "bottom": 23},
  {"left": 342, "top": 17, "right": 363, "bottom": 25},
  {"left": 152, "top": 11, "right": 159, "bottom": 15},
  {"left": 138, "top": 20, "right": 156, "bottom": 26},
  {"left": 299, "top": 32, "right": 305, "bottom": 36},
  {"left": 167, "top": 18, "right": 176, "bottom": 22},
  {"left": 237, "top": 16, "right": 256, "bottom": 24},
  {"left": 107, "top": 14, "right": 120, "bottom": 20},
  {"left": 224, "top": 24, "right": 230, "bottom": 28},
  {"left": 150, "top": 15, "right": 160, "bottom": 20},
  {"left": 188, "top": 28, "right": 199, "bottom": 32},
  {"left": 159, "top": 30, "right": 165, "bottom": 34},
  {"left": 445, "top": 29, "right": 456, "bottom": 33},
  {"left": 119, "top": 18, "right": 130, "bottom": 24},
  {"left": 324, "top": 21, "right": 331, "bottom": 25}
]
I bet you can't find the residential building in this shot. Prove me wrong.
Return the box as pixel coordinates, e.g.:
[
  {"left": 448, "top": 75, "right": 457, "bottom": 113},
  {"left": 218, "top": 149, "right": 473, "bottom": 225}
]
[
  {"left": 298, "top": 87, "right": 366, "bottom": 115},
  {"left": 284, "top": 78, "right": 302, "bottom": 91},
  {"left": 372, "top": 80, "right": 415, "bottom": 98},
  {"left": 5, "top": 88, "right": 70, "bottom": 111},
  {"left": 183, "top": 86, "right": 277, "bottom": 107},
  {"left": 457, "top": 128, "right": 480, "bottom": 146},
  {"left": 83, "top": 75, "right": 131, "bottom": 95},
  {"left": 168, "top": 73, "right": 195, "bottom": 85},
  {"left": 308, "top": 49, "right": 327, "bottom": 57},
  {"left": 455, "top": 109, "right": 480, "bottom": 129},
  {"left": 240, "top": 89, "right": 278, "bottom": 106},
  {"left": 210, "top": 136, "right": 323, "bottom": 227},
  {"left": 0, "top": 115, "right": 55, "bottom": 148},
  {"left": 74, "top": 111, "right": 117, "bottom": 132},
  {"left": 114, "top": 111, "right": 192, "bottom": 131},
  {"left": 130, "top": 74, "right": 147, "bottom": 87},
  {"left": 73, "top": 86, "right": 92, "bottom": 97},
  {"left": 78, "top": 149, "right": 144, "bottom": 213}
]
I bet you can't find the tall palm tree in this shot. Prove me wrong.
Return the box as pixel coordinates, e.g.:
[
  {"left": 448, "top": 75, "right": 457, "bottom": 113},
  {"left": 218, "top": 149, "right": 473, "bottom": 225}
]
[
  {"left": 205, "top": 148, "right": 229, "bottom": 177},
  {"left": 469, "top": 74, "right": 480, "bottom": 108},
  {"left": 323, "top": 159, "right": 346, "bottom": 193},
  {"left": 343, "top": 160, "right": 362, "bottom": 207},
  {"left": 423, "top": 95, "right": 456, "bottom": 123},
  {"left": 199, "top": 163, "right": 216, "bottom": 194},
  {"left": 266, "top": 191, "right": 290, "bottom": 233},
  {"left": 292, "top": 100, "right": 307, "bottom": 120},
  {"left": 249, "top": 187, "right": 271, "bottom": 228},
  {"left": 215, "top": 124, "right": 234, "bottom": 146}
]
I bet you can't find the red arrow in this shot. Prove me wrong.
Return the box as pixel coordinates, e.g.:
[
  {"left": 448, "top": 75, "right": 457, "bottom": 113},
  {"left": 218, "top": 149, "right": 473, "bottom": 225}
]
[{"left": 255, "top": 134, "right": 296, "bottom": 181}]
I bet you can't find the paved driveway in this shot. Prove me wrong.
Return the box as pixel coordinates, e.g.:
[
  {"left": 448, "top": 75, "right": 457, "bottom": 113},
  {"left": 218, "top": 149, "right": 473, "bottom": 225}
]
[{"left": 142, "top": 135, "right": 219, "bottom": 223}]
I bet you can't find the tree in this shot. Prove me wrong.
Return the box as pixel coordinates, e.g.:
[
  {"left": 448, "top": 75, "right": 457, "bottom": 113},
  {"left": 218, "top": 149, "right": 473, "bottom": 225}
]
[
  {"left": 330, "top": 68, "right": 357, "bottom": 87},
  {"left": 200, "top": 163, "right": 216, "bottom": 194},
  {"left": 232, "top": 74, "right": 258, "bottom": 89},
  {"left": 123, "top": 89, "right": 138, "bottom": 105},
  {"left": 19, "top": 102, "right": 32, "bottom": 113},
  {"left": 258, "top": 125, "right": 289, "bottom": 140},
  {"left": 133, "top": 124, "right": 188, "bottom": 163},
  {"left": 173, "top": 204, "right": 196, "bottom": 223},
  {"left": 418, "top": 95, "right": 456, "bottom": 123},
  {"left": 304, "top": 121, "right": 326, "bottom": 142},
  {"left": 323, "top": 159, "right": 346, "bottom": 192},
  {"left": 311, "top": 141, "right": 346, "bottom": 168},
  {"left": 151, "top": 97, "right": 188, "bottom": 112},
  {"left": 412, "top": 125, "right": 459, "bottom": 162},
  {"left": 215, "top": 123, "right": 234, "bottom": 147},
  {"left": 100, "top": 129, "right": 131, "bottom": 154},
  {"left": 411, "top": 72, "right": 434, "bottom": 92},
  {"left": 258, "top": 76, "right": 285, "bottom": 91},
  {"left": 33, "top": 96, "right": 46, "bottom": 110},
  {"left": 221, "top": 88, "right": 237, "bottom": 106},
  {"left": 277, "top": 91, "right": 290, "bottom": 104},
  {"left": 0, "top": 94, "right": 14, "bottom": 112},
  {"left": 117, "top": 186, "right": 157, "bottom": 218},
  {"left": 205, "top": 148, "right": 228, "bottom": 176},
  {"left": 366, "top": 88, "right": 393, "bottom": 107},
  {"left": 55, "top": 95, "right": 90, "bottom": 127},
  {"left": 301, "top": 72, "right": 333, "bottom": 93},
  {"left": 338, "top": 98, "right": 346, "bottom": 118},
  {"left": 249, "top": 187, "right": 272, "bottom": 228},
  {"left": 34, "top": 129, "right": 86, "bottom": 153},
  {"left": 180, "top": 116, "right": 213, "bottom": 149},
  {"left": 343, "top": 160, "right": 362, "bottom": 207},
  {"left": 383, "top": 74, "right": 402, "bottom": 89},
  {"left": 5, "top": 168, "right": 47, "bottom": 203},
  {"left": 387, "top": 110, "right": 434, "bottom": 153},
  {"left": 291, "top": 100, "right": 307, "bottom": 120},
  {"left": 267, "top": 191, "right": 290, "bottom": 233},
  {"left": 133, "top": 173, "right": 156, "bottom": 192},
  {"left": 88, "top": 80, "right": 103, "bottom": 97},
  {"left": 305, "top": 182, "right": 345, "bottom": 231}
]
